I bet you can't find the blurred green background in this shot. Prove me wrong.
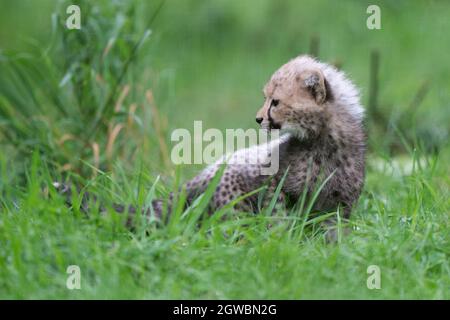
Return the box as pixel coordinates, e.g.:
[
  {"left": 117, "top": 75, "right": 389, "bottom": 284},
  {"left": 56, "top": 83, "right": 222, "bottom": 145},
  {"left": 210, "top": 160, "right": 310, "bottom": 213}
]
[{"left": 1, "top": 0, "right": 449, "bottom": 179}]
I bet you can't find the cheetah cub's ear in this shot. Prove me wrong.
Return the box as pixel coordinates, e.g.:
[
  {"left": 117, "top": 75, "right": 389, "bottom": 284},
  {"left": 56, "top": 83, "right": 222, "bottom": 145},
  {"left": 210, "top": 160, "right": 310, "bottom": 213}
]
[{"left": 297, "top": 69, "right": 330, "bottom": 104}]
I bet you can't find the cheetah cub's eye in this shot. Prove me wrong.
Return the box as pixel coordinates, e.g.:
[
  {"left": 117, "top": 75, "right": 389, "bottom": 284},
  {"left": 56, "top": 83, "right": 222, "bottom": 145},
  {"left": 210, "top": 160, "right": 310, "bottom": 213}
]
[{"left": 271, "top": 99, "right": 280, "bottom": 107}]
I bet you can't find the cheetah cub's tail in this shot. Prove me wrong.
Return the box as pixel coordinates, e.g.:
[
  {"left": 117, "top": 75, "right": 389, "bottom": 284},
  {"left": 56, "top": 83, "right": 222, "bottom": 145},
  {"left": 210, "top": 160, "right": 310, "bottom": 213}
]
[{"left": 52, "top": 182, "right": 164, "bottom": 227}]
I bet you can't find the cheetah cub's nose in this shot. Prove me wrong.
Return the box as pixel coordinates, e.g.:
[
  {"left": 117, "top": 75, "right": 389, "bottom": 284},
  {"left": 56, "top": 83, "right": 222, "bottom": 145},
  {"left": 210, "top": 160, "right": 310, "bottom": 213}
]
[{"left": 256, "top": 117, "right": 263, "bottom": 124}]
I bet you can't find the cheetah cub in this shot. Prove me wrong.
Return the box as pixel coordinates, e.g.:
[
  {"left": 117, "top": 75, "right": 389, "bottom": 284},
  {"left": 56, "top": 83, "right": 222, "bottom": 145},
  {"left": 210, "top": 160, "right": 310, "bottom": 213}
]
[
  {"left": 56, "top": 55, "right": 365, "bottom": 236},
  {"left": 154, "top": 55, "right": 366, "bottom": 228}
]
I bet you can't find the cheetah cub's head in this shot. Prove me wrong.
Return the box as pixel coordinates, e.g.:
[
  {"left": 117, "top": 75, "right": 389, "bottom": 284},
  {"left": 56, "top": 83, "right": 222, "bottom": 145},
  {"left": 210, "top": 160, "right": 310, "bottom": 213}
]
[{"left": 256, "top": 55, "right": 362, "bottom": 140}]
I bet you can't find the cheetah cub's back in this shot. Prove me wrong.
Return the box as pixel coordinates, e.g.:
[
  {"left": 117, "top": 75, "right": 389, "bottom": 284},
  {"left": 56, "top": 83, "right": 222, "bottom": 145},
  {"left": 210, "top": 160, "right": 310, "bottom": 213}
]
[{"left": 179, "top": 55, "right": 366, "bottom": 219}]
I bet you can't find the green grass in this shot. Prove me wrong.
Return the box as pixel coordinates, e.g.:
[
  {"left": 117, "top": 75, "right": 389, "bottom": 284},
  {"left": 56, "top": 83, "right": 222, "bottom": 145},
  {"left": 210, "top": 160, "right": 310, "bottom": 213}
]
[
  {"left": 0, "top": 148, "right": 448, "bottom": 299},
  {"left": 0, "top": 0, "right": 449, "bottom": 299}
]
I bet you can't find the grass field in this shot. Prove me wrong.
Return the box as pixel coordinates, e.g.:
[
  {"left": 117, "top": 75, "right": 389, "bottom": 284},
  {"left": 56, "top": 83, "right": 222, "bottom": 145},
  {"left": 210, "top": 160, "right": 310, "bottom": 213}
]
[{"left": 0, "top": 0, "right": 449, "bottom": 299}]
